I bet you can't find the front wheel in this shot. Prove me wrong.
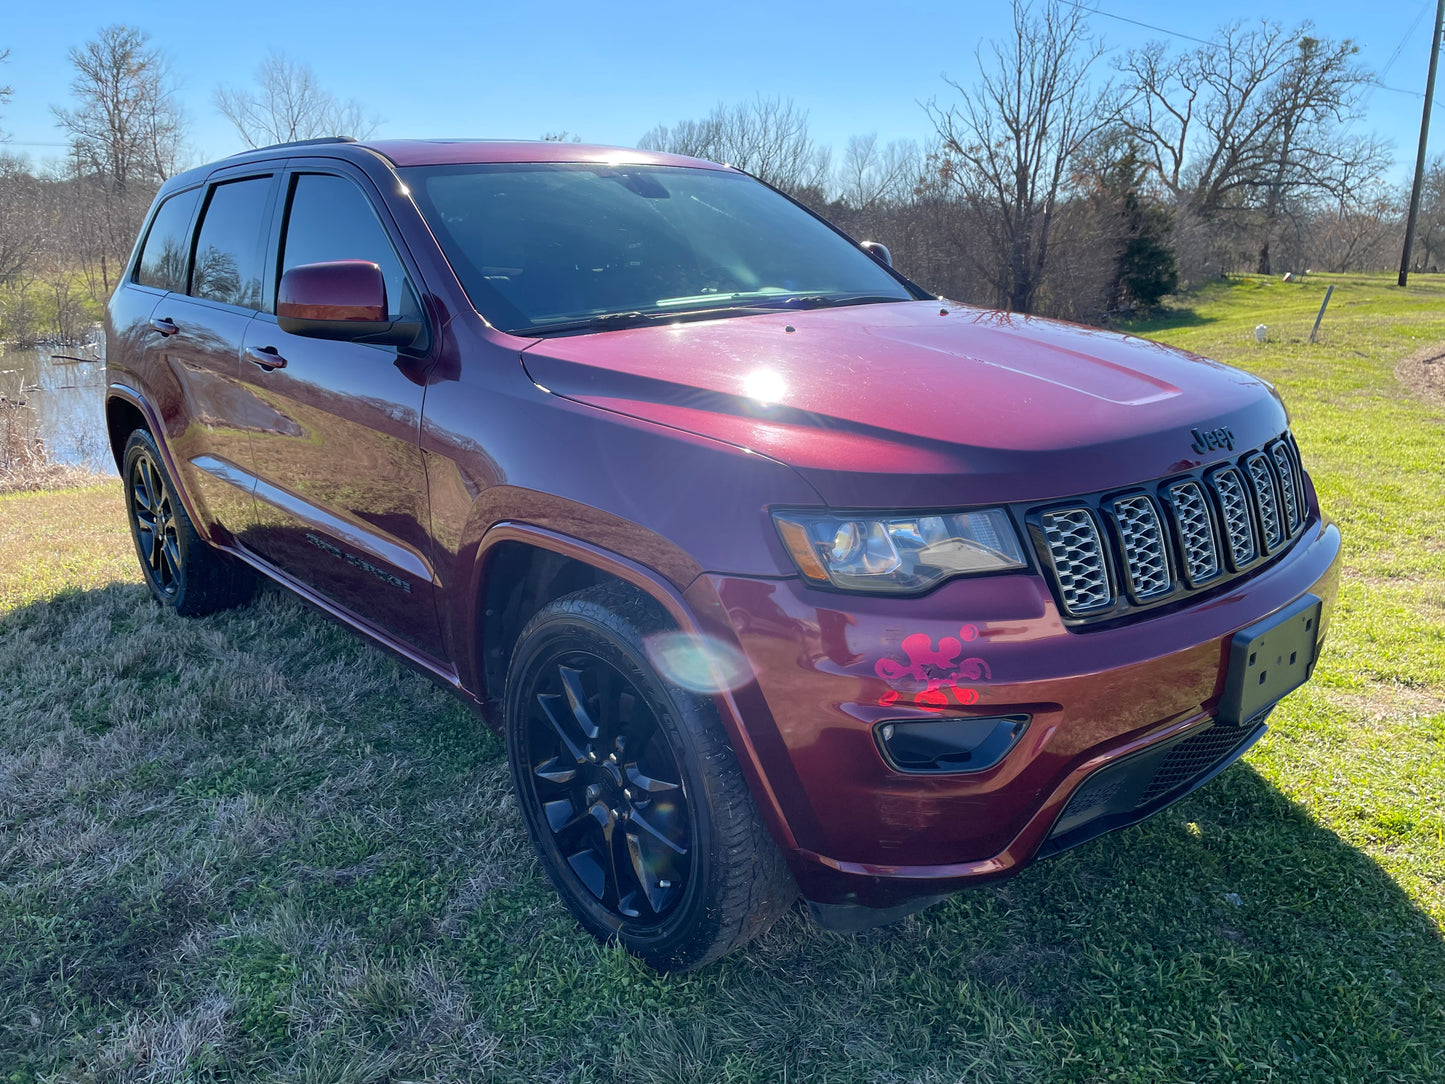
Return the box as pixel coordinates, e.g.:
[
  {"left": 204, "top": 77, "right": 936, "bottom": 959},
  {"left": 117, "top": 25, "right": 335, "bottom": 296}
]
[
  {"left": 122, "top": 429, "right": 254, "bottom": 616},
  {"left": 504, "top": 583, "right": 795, "bottom": 971}
]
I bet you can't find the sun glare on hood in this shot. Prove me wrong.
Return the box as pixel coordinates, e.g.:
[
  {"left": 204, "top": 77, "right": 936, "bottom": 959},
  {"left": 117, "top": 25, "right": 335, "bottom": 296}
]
[{"left": 742, "top": 368, "right": 787, "bottom": 406}]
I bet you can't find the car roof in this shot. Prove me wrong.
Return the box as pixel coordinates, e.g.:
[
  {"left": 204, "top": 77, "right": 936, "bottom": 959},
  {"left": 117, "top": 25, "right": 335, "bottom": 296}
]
[
  {"left": 155, "top": 139, "right": 732, "bottom": 202},
  {"left": 358, "top": 139, "right": 729, "bottom": 170}
]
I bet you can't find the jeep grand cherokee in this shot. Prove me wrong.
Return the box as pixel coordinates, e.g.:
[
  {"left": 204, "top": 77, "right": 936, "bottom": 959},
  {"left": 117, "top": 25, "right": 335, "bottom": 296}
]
[{"left": 105, "top": 137, "right": 1341, "bottom": 970}]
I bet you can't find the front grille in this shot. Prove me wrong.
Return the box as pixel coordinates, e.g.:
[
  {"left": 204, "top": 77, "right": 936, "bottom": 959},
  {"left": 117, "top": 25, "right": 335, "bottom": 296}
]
[
  {"left": 1167, "top": 481, "right": 1220, "bottom": 585},
  {"left": 1030, "top": 434, "right": 1308, "bottom": 622},
  {"left": 1212, "top": 467, "right": 1257, "bottom": 566},
  {"left": 1111, "top": 495, "right": 1172, "bottom": 599},
  {"left": 1136, "top": 722, "right": 1254, "bottom": 805},
  {"left": 1271, "top": 443, "right": 1303, "bottom": 532},
  {"left": 1040, "top": 509, "right": 1112, "bottom": 613},
  {"left": 1246, "top": 453, "right": 1283, "bottom": 551}
]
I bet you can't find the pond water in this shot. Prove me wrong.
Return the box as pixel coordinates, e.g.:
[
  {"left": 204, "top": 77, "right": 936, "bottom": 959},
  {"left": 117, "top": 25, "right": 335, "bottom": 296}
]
[{"left": 0, "top": 329, "right": 113, "bottom": 475}]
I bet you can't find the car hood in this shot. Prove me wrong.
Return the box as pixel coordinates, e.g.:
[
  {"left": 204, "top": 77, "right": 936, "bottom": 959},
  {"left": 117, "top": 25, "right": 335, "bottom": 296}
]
[{"left": 519, "top": 300, "right": 1289, "bottom": 508}]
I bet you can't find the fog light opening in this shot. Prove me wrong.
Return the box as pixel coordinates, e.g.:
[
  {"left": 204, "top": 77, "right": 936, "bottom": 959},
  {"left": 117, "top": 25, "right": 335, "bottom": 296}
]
[{"left": 874, "top": 715, "right": 1030, "bottom": 774}]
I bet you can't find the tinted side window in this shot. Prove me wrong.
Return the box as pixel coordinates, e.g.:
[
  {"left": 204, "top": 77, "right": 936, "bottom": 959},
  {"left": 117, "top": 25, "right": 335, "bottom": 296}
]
[
  {"left": 190, "top": 177, "right": 272, "bottom": 310},
  {"left": 281, "top": 174, "right": 419, "bottom": 320},
  {"left": 134, "top": 187, "right": 200, "bottom": 292}
]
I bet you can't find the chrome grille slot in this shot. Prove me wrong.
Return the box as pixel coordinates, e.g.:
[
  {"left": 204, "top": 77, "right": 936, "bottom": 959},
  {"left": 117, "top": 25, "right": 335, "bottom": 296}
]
[
  {"left": 1040, "top": 509, "right": 1112, "bottom": 613},
  {"left": 1112, "top": 495, "right": 1172, "bottom": 599},
  {"left": 1211, "top": 467, "right": 1257, "bottom": 566},
  {"left": 1271, "top": 442, "right": 1302, "bottom": 532},
  {"left": 1246, "top": 453, "right": 1283, "bottom": 551},
  {"left": 1167, "top": 481, "right": 1220, "bottom": 585}
]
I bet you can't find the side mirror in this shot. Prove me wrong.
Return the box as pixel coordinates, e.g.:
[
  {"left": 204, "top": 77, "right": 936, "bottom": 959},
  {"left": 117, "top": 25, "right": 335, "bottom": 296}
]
[
  {"left": 277, "top": 260, "right": 420, "bottom": 347},
  {"left": 860, "top": 241, "right": 893, "bottom": 268}
]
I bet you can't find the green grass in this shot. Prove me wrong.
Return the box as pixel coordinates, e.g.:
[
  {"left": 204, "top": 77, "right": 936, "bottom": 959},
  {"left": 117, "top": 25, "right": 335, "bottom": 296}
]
[{"left": 0, "top": 272, "right": 1441, "bottom": 1081}]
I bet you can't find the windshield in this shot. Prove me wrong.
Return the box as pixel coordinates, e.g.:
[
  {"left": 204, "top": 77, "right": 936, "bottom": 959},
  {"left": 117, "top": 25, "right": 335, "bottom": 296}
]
[{"left": 400, "top": 162, "right": 917, "bottom": 335}]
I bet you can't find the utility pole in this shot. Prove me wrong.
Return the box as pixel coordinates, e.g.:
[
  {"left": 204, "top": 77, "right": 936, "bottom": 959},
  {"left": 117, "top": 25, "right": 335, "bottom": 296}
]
[{"left": 1400, "top": 0, "right": 1445, "bottom": 287}]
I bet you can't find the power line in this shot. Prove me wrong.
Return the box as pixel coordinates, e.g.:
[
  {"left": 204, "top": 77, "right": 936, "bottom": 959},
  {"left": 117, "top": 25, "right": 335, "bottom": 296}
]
[
  {"left": 1053, "top": 0, "right": 1213, "bottom": 47},
  {"left": 1367, "top": 79, "right": 1443, "bottom": 103},
  {"left": 1057, "top": 0, "right": 1440, "bottom": 107},
  {"left": 1381, "top": 1, "right": 1433, "bottom": 81}
]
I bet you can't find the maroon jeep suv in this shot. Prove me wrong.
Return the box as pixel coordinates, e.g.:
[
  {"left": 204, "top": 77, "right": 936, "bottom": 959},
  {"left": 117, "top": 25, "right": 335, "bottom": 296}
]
[{"left": 106, "top": 137, "right": 1341, "bottom": 970}]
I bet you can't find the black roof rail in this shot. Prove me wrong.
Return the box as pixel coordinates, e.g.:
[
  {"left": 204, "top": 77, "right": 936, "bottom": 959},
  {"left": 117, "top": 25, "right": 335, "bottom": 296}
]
[{"left": 227, "top": 136, "right": 358, "bottom": 157}]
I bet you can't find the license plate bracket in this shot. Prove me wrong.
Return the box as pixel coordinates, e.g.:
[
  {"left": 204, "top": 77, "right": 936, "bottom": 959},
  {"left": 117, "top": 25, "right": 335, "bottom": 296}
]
[{"left": 1218, "top": 593, "right": 1322, "bottom": 725}]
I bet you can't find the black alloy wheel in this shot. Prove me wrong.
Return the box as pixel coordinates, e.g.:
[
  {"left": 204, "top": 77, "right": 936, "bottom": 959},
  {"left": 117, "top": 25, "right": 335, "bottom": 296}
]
[
  {"left": 121, "top": 428, "right": 254, "bottom": 616},
  {"left": 504, "top": 583, "right": 796, "bottom": 971},
  {"left": 129, "top": 445, "right": 182, "bottom": 599},
  {"left": 520, "top": 649, "right": 694, "bottom": 926}
]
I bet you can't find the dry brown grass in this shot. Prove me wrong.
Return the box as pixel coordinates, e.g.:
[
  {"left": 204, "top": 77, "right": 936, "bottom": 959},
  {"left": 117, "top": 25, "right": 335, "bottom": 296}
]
[
  {"left": 0, "top": 374, "right": 111, "bottom": 494},
  {"left": 0, "top": 459, "right": 112, "bottom": 494},
  {"left": 1395, "top": 341, "right": 1445, "bottom": 406},
  {"left": 0, "top": 530, "right": 526, "bottom": 1079},
  {"left": 0, "top": 481, "right": 136, "bottom": 611}
]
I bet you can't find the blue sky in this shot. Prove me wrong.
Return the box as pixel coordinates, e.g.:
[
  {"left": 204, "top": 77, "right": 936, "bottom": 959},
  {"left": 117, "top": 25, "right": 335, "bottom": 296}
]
[{"left": 2, "top": 1, "right": 1439, "bottom": 184}]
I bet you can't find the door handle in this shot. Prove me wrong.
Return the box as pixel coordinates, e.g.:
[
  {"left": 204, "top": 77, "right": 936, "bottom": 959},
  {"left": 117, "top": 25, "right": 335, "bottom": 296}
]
[
  {"left": 149, "top": 317, "right": 179, "bottom": 337},
  {"left": 245, "top": 345, "right": 287, "bottom": 372}
]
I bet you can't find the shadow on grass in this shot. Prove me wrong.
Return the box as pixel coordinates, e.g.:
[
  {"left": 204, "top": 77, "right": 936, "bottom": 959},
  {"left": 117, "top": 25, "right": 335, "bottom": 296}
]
[
  {"left": 1117, "top": 302, "right": 1217, "bottom": 337},
  {"left": 0, "top": 584, "right": 1441, "bottom": 1082}
]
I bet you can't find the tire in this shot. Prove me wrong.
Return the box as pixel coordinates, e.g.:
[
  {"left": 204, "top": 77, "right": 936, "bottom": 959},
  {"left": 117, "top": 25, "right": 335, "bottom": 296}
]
[
  {"left": 122, "top": 429, "right": 255, "bottom": 616},
  {"left": 504, "top": 582, "right": 796, "bottom": 971}
]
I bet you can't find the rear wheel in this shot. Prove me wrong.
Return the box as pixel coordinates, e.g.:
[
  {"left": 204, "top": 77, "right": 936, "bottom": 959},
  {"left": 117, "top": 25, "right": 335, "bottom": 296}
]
[
  {"left": 122, "top": 429, "right": 254, "bottom": 616},
  {"left": 504, "top": 583, "right": 795, "bottom": 971}
]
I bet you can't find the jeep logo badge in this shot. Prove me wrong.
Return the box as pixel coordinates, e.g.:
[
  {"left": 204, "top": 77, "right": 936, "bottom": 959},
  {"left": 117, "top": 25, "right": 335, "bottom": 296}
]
[{"left": 1190, "top": 426, "right": 1235, "bottom": 455}]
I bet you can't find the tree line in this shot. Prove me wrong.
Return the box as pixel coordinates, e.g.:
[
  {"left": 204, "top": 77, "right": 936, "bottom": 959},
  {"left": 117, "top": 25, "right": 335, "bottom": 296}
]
[
  {"left": 0, "top": 25, "right": 374, "bottom": 344},
  {"left": 2, "top": 4, "right": 1442, "bottom": 345}
]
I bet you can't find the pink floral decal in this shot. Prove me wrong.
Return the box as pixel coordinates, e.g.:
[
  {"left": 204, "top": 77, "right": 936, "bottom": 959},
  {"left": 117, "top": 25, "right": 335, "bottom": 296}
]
[{"left": 874, "top": 626, "right": 990, "bottom": 711}]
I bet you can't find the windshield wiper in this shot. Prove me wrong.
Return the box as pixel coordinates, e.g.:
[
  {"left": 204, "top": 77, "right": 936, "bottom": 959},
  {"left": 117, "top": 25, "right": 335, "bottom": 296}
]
[
  {"left": 521, "top": 305, "right": 785, "bottom": 337},
  {"left": 518, "top": 294, "right": 916, "bottom": 336},
  {"left": 770, "top": 294, "right": 912, "bottom": 310},
  {"left": 522, "top": 311, "right": 661, "bottom": 336}
]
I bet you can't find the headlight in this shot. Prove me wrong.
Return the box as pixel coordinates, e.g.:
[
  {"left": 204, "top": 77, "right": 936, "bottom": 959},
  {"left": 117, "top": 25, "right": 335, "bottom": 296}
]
[{"left": 772, "top": 508, "right": 1028, "bottom": 593}]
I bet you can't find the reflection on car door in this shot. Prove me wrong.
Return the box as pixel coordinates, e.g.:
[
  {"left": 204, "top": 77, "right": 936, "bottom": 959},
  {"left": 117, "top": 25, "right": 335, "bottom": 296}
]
[
  {"left": 235, "top": 165, "right": 444, "bottom": 659},
  {"left": 146, "top": 171, "right": 278, "bottom": 538}
]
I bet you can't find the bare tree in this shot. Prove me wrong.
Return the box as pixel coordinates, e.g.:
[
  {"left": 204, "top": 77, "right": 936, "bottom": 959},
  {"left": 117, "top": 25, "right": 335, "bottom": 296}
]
[
  {"left": 639, "top": 96, "right": 831, "bottom": 197},
  {"left": 0, "top": 47, "right": 12, "bottom": 142},
  {"left": 837, "top": 135, "right": 923, "bottom": 211},
  {"left": 52, "top": 26, "right": 184, "bottom": 195},
  {"left": 925, "top": 0, "right": 1116, "bottom": 312},
  {"left": 1118, "top": 22, "right": 1388, "bottom": 273},
  {"left": 215, "top": 52, "right": 378, "bottom": 148},
  {"left": 0, "top": 155, "right": 45, "bottom": 284},
  {"left": 1310, "top": 192, "right": 1401, "bottom": 272},
  {"left": 1412, "top": 157, "right": 1445, "bottom": 272},
  {"left": 50, "top": 25, "right": 185, "bottom": 293}
]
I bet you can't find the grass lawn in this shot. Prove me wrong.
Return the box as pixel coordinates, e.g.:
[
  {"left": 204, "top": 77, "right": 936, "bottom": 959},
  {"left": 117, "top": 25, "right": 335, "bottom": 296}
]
[{"left": 1, "top": 273, "right": 1441, "bottom": 1082}]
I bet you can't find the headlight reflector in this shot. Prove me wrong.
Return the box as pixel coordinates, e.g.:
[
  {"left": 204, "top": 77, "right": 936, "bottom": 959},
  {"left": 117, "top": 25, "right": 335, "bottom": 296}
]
[{"left": 772, "top": 509, "right": 1027, "bottom": 592}]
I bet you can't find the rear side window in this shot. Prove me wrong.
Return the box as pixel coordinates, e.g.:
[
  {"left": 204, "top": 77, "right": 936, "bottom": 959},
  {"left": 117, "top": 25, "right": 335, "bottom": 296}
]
[
  {"left": 190, "top": 177, "right": 273, "bottom": 310},
  {"left": 280, "top": 173, "right": 420, "bottom": 321},
  {"left": 134, "top": 187, "right": 200, "bottom": 292}
]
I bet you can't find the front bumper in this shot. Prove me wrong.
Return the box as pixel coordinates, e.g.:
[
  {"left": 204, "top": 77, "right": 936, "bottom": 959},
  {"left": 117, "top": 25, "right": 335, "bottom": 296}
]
[{"left": 682, "top": 512, "right": 1342, "bottom": 911}]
